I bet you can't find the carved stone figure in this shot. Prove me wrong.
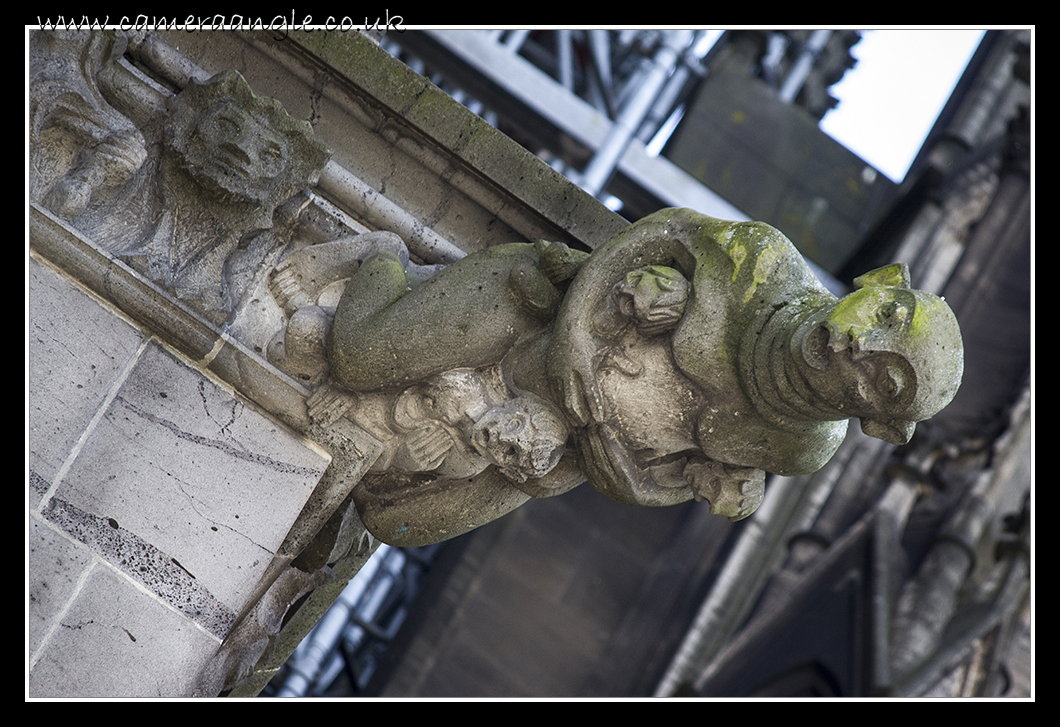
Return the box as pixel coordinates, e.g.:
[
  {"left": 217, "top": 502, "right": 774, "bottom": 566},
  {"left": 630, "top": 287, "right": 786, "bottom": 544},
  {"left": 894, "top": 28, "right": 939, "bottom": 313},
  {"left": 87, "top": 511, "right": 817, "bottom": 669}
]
[
  {"left": 163, "top": 70, "right": 329, "bottom": 229},
  {"left": 548, "top": 209, "right": 964, "bottom": 511},
  {"left": 29, "top": 31, "right": 147, "bottom": 218},
  {"left": 31, "top": 43, "right": 332, "bottom": 320},
  {"left": 383, "top": 369, "right": 568, "bottom": 483},
  {"left": 116, "top": 69, "right": 332, "bottom": 316},
  {"left": 269, "top": 208, "right": 964, "bottom": 547}
]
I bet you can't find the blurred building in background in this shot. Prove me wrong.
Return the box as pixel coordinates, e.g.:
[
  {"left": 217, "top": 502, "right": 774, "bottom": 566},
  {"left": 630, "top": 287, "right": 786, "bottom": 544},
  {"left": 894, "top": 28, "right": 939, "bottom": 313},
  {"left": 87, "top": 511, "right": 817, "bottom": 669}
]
[{"left": 264, "top": 29, "right": 1031, "bottom": 698}]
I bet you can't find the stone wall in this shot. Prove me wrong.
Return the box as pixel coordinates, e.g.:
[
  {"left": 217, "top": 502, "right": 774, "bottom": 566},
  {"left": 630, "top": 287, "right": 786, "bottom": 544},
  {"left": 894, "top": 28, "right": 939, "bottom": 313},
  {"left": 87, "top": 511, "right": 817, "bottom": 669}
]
[{"left": 29, "top": 244, "right": 330, "bottom": 696}]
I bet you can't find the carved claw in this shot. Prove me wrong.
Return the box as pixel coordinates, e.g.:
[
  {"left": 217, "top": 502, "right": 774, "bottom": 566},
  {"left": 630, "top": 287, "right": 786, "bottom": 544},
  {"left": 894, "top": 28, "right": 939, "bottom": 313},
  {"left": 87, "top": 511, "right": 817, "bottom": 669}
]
[
  {"left": 597, "top": 346, "right": 644, "bottom": 378},
  {"left": 508, "top": 261, "right": 562, "bottom": 321},
  {"left": 45, "top": 129, "right": 148, "bottom": 219}
]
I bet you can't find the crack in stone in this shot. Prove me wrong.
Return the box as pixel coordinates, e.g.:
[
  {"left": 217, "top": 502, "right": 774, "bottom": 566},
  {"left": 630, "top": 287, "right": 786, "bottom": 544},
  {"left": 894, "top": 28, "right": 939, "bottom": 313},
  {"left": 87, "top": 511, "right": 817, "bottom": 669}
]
[
  {"left": 197, "top": 379, "right": 243, "bottom": 439},
  {"left": 169, "top": 475, "right": 272, "bottom": 553},
  {"left": 113, "top": 394, "right": 317, "bottom": 477},
  {"left": 60, "top": 618, "right": 95, "bottom": 630}
]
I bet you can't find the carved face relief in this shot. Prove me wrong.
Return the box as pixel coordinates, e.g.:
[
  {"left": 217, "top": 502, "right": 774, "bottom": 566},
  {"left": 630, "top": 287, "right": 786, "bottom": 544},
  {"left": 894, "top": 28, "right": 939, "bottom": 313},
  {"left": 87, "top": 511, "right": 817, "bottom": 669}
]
[
  {"left": 824, "top": 280, "right": 963, "bottom": 424},
  {"left": 181, "top": 99, "right": 291, "bottom": 201},
  {"left": 611, "top": 264, "right": 690, "bottom": 337},
  {"left": 165, "top": 70, "right": 330, "bottom": 214},
  {"left": 469, "top": 399, "right": 567, "bottom": 483}
]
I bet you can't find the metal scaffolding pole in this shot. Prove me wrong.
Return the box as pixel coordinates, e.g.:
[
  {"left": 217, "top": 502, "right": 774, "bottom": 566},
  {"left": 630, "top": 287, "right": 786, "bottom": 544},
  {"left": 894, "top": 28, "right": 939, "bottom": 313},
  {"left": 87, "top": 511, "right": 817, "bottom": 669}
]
[
  {"left": 578, "top": 30, "right": 694, "bottom": 197},
  {"left": 778, "top": 29, "right": 832, "bottom": 103},
  {"left": 385, "top": 29, "right": 748, "bottom": 220}
]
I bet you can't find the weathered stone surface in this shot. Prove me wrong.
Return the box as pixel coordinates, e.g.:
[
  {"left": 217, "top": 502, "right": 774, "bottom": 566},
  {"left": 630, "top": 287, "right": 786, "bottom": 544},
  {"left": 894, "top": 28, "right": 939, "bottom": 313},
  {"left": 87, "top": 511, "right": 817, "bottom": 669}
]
[
  {"left": 27, "top": 516, "right": 93, "bottom": 655},
  {"left": 28, "top": 563, "right": 221, "bottom": 698},
  {"left": 266, "top": 208, "right": 962, "bottom": 547},
  {"left": 49, "top": 342, "right": 329, "bottom": 612},
  {"left": 28, "top": 256, "right": 147, "bottom": 490},
  {"left": 28, "top": 26, "right": 614, "bottom": 698}
]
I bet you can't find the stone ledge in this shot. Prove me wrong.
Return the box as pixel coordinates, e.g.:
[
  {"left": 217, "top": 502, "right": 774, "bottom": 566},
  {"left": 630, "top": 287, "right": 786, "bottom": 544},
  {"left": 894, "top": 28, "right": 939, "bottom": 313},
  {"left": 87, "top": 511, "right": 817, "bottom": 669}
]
[
  {"left": 29, "top": 203, "right": 314, "bottom": 431},
  {"left": 285, "top": 30, "right": 628, "bottom": 249}
]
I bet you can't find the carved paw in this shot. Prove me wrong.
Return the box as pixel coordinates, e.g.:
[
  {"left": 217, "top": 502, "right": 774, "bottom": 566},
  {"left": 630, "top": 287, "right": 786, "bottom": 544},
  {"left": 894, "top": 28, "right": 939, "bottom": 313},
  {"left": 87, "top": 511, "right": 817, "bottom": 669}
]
[
  {"left": 535, "top": 239, "right": 589, "bottom": 284},
  {"left": 557, "top": 361, "right": 603, "bottom": 426},
  {"left": 395, "top": 424, "right": 457, "bottom": 473},
  {"left": 266, "top": 306, "right": 331, "bottom": 385},
  {"left": 509, "top": 260, "right": 562, "bottom": 320},
  {"left": 269, "top": 261, "right": 316, "bottom": 316},
  {"left": 685, "top": 460, "right": 765, "bottom": 521},
  {"left": 306, "top": 384, "right": 357, "bottom": 426}
]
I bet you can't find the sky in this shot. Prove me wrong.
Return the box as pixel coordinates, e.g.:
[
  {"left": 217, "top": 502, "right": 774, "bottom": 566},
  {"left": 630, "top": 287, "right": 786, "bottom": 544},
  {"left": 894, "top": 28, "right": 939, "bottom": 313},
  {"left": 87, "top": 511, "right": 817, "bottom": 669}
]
[{"left": 819, "top": 29, "right": 987, "bottom": 183}]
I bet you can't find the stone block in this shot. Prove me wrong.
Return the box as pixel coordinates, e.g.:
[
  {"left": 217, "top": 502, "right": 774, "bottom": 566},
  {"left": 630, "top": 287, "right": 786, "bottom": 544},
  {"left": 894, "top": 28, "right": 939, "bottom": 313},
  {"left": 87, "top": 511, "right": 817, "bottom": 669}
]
[
  {"left": 47, "top": 341, "right": 330, "bottom": 620},
  {"left": 28, "top": 256, "right": 146, "bottom": 494},
  {"left": 28, "top": 563, "right": 221, "bottom": 698},
  {"left": 27, "top": 515, "right": 94, "bottom": 655}
]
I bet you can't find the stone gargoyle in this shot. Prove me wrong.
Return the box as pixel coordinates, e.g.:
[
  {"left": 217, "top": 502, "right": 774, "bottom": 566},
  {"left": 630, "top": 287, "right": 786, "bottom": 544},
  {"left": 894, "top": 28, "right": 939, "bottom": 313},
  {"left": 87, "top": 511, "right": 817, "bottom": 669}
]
[{"left": 268, "top": 208, "right": 964, "bottom": 547}]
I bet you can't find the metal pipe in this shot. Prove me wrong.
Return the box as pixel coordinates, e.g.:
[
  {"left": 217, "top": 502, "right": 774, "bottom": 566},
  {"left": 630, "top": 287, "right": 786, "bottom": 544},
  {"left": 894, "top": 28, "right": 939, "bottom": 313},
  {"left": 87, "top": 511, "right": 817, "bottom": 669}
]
[
  {"left": 579, "top": 29, "right": 694, "bottom": 197},
  {"left": 761, "top": 33, "right": 789, "bottom": 87},
  {"left": 588, "top": 29, "right": 615, "bottom": 117},
  {"left": 557, "top": 28, "right": 574, "bottom": 91},
  {"left": 305, "top": 548, "right": 409, "bottom": 694},
  {"left": 636, "top": 29, "right": 722, "bottom": 145},
  {"left": 778, "top": 29, "right": 832, "bottom": 103},
  {"left": 502, "top": 29, "right": 531, "bottom": 53}
]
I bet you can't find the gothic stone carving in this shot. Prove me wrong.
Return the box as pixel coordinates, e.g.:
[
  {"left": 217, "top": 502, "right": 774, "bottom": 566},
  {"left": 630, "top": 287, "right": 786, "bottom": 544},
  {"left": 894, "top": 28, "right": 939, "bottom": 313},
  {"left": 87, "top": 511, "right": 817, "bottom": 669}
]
[
  {"left": 30, "top": 32, "right": 331, "bottom": 322},
  {"left": 29, "top": 31, "right": 147, "bottom": 219},
  {"left": 268, "top": 208, "right": 965, "bottom": 547},
  {"left": 129, "top": 69, "right": 330, "bottom": 318},
  {"left": 30, "top": 33, "right": 965, "bottom": 694}
]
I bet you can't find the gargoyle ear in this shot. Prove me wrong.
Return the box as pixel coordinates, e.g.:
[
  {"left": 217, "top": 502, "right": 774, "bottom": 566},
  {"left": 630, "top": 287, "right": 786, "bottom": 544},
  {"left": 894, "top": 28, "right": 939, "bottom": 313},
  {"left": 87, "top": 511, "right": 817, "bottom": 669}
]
[{"left": 853, "top": 263, "right": 910, "bottom": 290}]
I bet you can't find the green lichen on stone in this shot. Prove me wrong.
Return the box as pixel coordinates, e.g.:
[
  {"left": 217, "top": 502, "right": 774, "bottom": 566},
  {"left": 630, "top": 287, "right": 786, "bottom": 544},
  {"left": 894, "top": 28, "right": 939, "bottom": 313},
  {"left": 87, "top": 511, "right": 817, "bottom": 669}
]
[{"left": 273, "top": 208, "right": 964, "bottom": 544}]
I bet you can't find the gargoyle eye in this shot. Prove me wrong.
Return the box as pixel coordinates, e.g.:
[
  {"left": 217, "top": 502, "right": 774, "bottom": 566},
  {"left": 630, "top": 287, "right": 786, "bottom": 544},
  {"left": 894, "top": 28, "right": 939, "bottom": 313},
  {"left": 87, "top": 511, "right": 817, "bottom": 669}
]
[
  {"left": 877, "top": 369, "right": 902, "bottom": 398},
  {"left": 877, "top": 301, "right": 908, "bottom": 327}
]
